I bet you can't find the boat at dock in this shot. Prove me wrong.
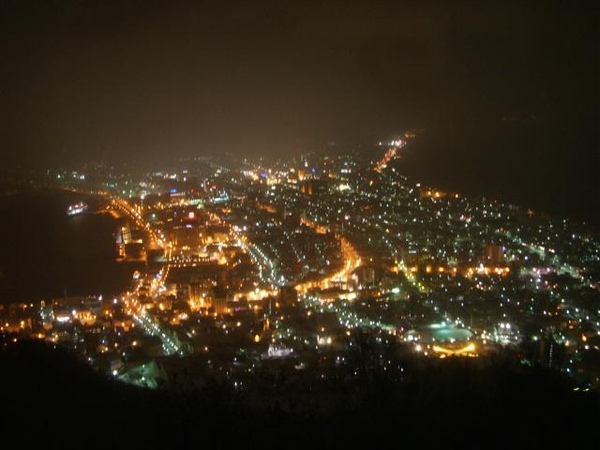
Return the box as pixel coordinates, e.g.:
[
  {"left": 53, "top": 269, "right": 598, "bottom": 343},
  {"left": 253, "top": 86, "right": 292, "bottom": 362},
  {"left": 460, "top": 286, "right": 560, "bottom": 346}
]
[{"left": 67, "top": 201, "right": 89, "bottom": 216}]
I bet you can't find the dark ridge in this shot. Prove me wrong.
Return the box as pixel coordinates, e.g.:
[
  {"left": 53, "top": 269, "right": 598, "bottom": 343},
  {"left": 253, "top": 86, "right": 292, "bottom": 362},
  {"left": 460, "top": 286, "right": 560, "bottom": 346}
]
[{"left": 1, "top": 338, "right": 598, "bottom": 448}]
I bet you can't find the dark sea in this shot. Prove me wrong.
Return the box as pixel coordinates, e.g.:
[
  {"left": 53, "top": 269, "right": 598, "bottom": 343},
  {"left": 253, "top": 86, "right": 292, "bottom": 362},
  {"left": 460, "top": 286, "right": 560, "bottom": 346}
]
[
  {"left": 399, "top": 117, "right": 600, "bottom": 231},
  {"left": 0, "top": 189, "right": 144, "bottom": 306}
]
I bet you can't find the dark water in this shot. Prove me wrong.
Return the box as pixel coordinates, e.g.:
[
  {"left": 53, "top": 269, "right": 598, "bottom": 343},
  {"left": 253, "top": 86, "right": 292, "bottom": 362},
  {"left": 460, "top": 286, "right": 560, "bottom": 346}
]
[
  {"left": 400, "top": 118, "right": 600, "bottom": 230},
  {"left": 0, "top": 189, "right": 143, "bottom": 305}
]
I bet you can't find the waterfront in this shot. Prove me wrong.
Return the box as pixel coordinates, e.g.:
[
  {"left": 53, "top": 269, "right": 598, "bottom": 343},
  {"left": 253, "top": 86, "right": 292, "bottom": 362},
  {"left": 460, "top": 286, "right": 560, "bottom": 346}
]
[{"left": 0, "top": 189, "right": 143, "bottom": 306}]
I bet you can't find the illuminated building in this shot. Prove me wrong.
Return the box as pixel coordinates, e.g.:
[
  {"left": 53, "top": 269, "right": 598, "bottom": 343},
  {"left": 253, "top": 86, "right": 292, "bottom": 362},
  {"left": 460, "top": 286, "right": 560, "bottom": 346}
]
[{"left": 486, "top": 242, "right": 505, "bottom": 264}]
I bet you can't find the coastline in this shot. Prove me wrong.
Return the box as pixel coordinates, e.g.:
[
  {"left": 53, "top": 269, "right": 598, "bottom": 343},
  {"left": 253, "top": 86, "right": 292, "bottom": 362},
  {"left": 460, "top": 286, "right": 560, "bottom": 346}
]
[{"left": 0, "top": 188, "right": 141, "bottom": 306}]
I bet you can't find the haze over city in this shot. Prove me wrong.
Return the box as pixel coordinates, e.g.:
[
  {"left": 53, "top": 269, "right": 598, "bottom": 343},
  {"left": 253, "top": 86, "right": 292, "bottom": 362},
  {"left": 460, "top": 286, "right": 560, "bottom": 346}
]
[{"left": 1, "top": 0, "right": 597, "bottom": 227}]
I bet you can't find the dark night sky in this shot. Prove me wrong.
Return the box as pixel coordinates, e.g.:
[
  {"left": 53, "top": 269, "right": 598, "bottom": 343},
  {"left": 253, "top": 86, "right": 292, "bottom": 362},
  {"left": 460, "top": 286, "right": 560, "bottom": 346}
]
[{"left": 0, "top": 0, "right": 598, "bottom": 222}]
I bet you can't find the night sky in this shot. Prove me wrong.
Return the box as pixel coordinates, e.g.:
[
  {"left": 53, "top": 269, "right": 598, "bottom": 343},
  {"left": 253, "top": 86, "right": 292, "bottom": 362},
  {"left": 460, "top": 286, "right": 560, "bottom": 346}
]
[{"left": 1, "top": 0, "right": 598, "bottom": 224}]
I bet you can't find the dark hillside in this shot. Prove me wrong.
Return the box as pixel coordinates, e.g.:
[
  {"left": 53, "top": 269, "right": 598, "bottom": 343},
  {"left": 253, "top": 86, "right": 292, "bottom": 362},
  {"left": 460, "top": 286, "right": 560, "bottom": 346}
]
[{"left": 1, "top": 339, "right": 598, "bottom": 448}]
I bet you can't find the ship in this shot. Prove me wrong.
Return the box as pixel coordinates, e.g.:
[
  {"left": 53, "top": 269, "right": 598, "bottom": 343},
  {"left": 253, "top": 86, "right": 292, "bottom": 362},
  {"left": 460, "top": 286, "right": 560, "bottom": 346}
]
[{"left": 67, "top": 201, "right": 89, "bottom": 216}]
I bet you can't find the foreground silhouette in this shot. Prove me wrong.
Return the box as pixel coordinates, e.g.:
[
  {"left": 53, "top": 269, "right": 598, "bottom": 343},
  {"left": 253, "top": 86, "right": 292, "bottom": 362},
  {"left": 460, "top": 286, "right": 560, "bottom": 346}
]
[{"left": 1, "top": 338, "right": 598, "bottom": 448}]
